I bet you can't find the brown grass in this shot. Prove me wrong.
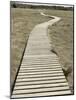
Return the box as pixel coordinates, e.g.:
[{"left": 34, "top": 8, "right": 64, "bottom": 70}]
[
  {"left": 11, "top": 8, "right": 51, "bottom": 90},
  {"left": 46, "top": 9, "right": 73, "bottom": 93},
  {"left": 11, "top": 8, "right": 74, "bottom": 94}
]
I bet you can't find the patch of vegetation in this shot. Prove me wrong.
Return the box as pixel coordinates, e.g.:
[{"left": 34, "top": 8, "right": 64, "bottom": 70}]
[
  {"left": 11, "top": 8, "right": 51, "bottom": 91},
  {"left": 11, "top": 8, "right": 74, "bottom": 94},
  {"left": 47, "top": 9, "right": 73, "bottom": 93}
]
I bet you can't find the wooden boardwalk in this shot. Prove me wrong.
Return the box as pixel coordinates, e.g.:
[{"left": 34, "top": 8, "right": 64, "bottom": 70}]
[{"left": 11, "top": 13, "right": 71, "bottom": 98}]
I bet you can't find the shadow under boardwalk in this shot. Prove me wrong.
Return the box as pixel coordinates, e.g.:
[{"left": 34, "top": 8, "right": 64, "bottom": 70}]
[{"left": 11, "top": 15, "right": 71, "bottom": 98}]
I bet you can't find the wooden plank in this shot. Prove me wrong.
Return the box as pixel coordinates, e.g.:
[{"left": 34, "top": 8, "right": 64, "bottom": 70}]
[
  {"left": 17, "top": 72, "right": 64, "bottom": 78},
  {"left": 20, "top": 66, "right": 61, "bottom": 70},
  {"left": 16, "top": 76, "right": 65, "bottom": 82},
  {"left": 22, "top": 59, "right": 59, "bottom": 63},
  {"left": 23, "top": 54, "right": 57, "bottom": 58},
  {"left": 21, "top": 61, "right": 60, "bottom": 64},
  {"left": 13, "top": 86, "right": 70, "bottom": 94},
  {"left": 15, "top": 78, "right": 67, "bottom": 86},
  {"left": 22, "top": 58, "right": 59, "bottom": 61},
  {"left": 12, "top": 90, "right": 71, "bottom": 98},
  {"left": 14, "top": 82, "right": 68, "bottom": 90},
  {"left": 21, "top": 64, "right": 61, "bottom": 67},
  {"left": 18, "top": 70, "right": 63, "bottom": 75},
  {"left": 19, "top": 68, "right": 62, "bottom": 73}
]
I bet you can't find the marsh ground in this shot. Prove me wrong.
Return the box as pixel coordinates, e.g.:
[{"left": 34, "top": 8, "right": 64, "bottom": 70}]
[
  {"left": 11, "top": 8, "right": 51, "bottom": 90},
  {"left": 11, "top": 8, "right": 73, "bottom": 93},
  {"left": 46, "top": 10, "right": 73, "bottom": 93}
]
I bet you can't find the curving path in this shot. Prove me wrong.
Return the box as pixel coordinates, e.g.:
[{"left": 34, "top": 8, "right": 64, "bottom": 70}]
[{"left": 11, "top": 13, "right": 71, "bottom": 98}]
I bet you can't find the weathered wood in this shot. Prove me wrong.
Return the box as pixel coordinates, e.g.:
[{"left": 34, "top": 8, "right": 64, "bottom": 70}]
[
  {"left": 12, "top": 90, "right": 71, "bottom": 98},
  {"left": 14, "top": 82, "right": 68, "bottom": 90},
  {"left": 13, "top": 86, "right": 70, "bottom": 94},
  {"left": 17, "top": 73, "right": 64, "bottom": 78},
  {"left": 15, "top": 78, "right": 67, "bottom": 86}
]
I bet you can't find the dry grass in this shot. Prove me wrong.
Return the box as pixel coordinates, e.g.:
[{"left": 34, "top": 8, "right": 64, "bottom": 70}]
[
  {"left": 11, "top": 8, "right": 51, "bottom": 90},
  {"left": 46, "top": 9, "right": 73, "bottom": 93},
  {"left": 11, "top": 8, "right": 74, "bottom": 94}
]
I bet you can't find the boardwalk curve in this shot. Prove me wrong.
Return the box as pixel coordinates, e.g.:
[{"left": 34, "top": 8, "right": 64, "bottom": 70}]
[{"left": 11, "top": 13, "right": 71, "bottom": 98}]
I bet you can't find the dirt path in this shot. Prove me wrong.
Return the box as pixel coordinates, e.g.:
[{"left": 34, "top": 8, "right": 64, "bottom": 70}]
[{"left": 11, "top": 13, "right": 71, "bottom": 98}]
